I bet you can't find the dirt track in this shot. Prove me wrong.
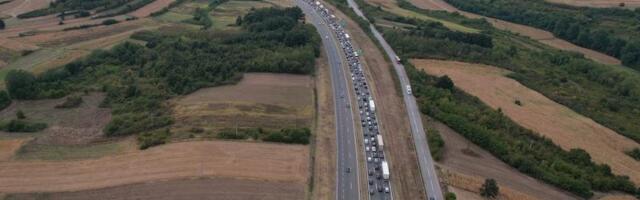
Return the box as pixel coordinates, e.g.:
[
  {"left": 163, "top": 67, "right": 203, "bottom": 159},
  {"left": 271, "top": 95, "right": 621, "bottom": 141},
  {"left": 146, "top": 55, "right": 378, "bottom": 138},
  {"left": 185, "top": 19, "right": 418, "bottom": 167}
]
[
  {"left": 413, "top": 59, "right": 640, "bottom": 184},
  {"left": 6, "top": 177, "right": 304, "bottom": 200},
  {"left": 0, "top": 141, "right": 309, "bottom": 193},
  {"left": 408, "top": 0, "right": 621, "bottom": 65}
]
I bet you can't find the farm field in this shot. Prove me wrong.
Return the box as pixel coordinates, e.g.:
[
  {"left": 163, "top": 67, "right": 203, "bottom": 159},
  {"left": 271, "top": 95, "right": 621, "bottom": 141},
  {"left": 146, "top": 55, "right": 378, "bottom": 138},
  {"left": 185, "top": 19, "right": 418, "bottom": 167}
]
[
  {"left": 424, "top": 117, "right": 578, "bottom": 200},
  {"left": 545, "top": 0, "right": 640, "bottom": 8},
  {"left": 407, "top": 0, "right": 621, "bottom": 65},
  {"left": 365, "top": 0, "right": 478, "bottom": 33},
  {"left": 412, "top": 59, "right": 640, "bottom": 184},
  {"left": 320, "top": 1, "right": 426, "bottom": 199},
  {"left": 5, "top": 177, "right": 305, "bottom": 200},
  {"left": 0, "top": 140, "right": 309, "bottom": 193},
  {"left": 171, "top": 73, "right": 314, "bottom": 132}
]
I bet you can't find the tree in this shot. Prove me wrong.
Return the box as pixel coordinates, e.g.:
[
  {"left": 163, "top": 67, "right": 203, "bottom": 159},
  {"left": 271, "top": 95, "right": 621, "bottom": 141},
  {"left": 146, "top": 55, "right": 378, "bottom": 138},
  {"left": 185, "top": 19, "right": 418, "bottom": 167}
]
[
  {"left": 480, "top": 178, "right": 499, "bottom": 198},
  {"left": 235, "top": 16, "right": 243, "bottom": 26},
  {"left": 0, "top": 19, "right": 5, "bottom": 29},
  {"left": 592, "top": 30, "right": 610, "bottom": 51},
  {"left": 565, "top": 23, "right": 580, "bottom": 40},
  {"left": 0, "top": 90, "right": 10, "bottom": 110},
  {"left": 445, "top": 192, "right": 457, "bottom": 200},
  {"left": 436, "top": 75, "right": 454, "bottom": 90},
  {"left": 5, "top": 70, "right": 39, "bottom": 100},
  {"left": 577, "top": 30, "right": 592, "bottom": 47},
  {"left": 621, "top": 42, "right": 640, "bottom": 66},
  {"left": 16, "top": 110, "right": 25, "bottom": 119}
]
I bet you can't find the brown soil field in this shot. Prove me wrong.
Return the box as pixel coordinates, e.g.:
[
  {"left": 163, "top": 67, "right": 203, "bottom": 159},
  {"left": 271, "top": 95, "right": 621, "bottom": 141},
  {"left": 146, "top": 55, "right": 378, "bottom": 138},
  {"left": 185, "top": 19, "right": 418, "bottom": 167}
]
[
  {"left": 0, "top": 93, "right": 111, "bottom": 146},
  {"left": 6, "top": 177, "right": 304, "bottom": 200},
  {"left": 0, "top": 140, "right": 309, "bottom": 193},
  {"left": 0, "top": 139, "right": 27, "bottom": 161},
  {"left": 130, "top": 0, "right": 176, "bottom": 18},
  {"left": 309, "top": 45, "right": 337, "bottom": 199},
  {"left": 0, "top": 38, "right": 38, "bottom": 52},
  {"left": 171, "top": 73, "right": 314, "bottom": 131},
  {"left": 408, "top": 0, "right": 622, "bottom": 65},
  {"left": 412, "top": 59, "right": 640, "bottom": 184},
  {"left": 597, "top": 194, "right": 640, "bottom": 200},
  {"left": 425, "top": 116, "right": 579, "bottom": 200},
  {"left": 0, "top": 0, "right": 50, "bottom": 17},
  {"left": 319, "top": 1, "right": 427, "bottom": 199},
  {"left": 545, "top": 0, "right": 640, "bottom": 8}
]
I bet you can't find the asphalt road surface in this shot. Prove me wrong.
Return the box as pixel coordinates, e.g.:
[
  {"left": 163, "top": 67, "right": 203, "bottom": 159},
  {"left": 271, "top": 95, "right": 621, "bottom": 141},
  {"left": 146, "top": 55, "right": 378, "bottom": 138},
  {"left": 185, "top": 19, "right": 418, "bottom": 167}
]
[
  {"left": 297, "top": 2, "right": 360, "bottom": 200},
  {"left": 344, "top": 0, "right": 445, "bottom": 199}
]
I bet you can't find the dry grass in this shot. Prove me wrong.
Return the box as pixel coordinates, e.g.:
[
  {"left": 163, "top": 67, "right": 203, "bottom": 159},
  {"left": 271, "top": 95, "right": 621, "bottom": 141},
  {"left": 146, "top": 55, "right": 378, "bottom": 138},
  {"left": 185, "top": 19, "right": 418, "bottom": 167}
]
[
  {"left": 545, "top": 0, "right": 640, "bottom": 8},
  {"left": 0, "top": 140, "right": 309, "bottom": 193},
  {"left": 171, "top": 73, "right": 314, "bottom": 131},
  {"left": 318, "top": 1, "right": 427, "bottom": 199},
  {"left": 426, "top": 116, "right": 578, "bottom": 200},
  {"left": 0, "top": 0, "right": 51, "bottom": 17},
  {"left": 440, "top": 169, "right": 538, "bottom": 200},
  {"left": 408, "top": 0, "right": 621, "bottom": 65},
  {"left": 309, "top": 45, "right": 337, "bottom": 200},
  {"left": 130, "top": 0, "right": 176, "bottom": 18},
  {"left": 0, "top": 139, "right": 27, "bottom": 161},
  {"left": 412, "top": 59, "right": 640, "bottom": 184}
]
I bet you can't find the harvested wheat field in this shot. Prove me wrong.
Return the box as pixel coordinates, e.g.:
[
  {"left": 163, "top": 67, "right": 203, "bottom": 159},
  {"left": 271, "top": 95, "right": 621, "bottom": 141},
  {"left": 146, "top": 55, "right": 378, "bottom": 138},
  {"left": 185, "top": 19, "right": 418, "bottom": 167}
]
[
  {"left": 0, "top": 140, "right": 309, "bottom": 193},
  {"left": 6, "top": 177, "right": 304, "bottom": 200},
  {"left": 130, "top": 0, "right": 176, "bottom": 18},
  {"left": 412, "top": 59, "right": 640, "bottom": 184},
  {"left": 440, "top": 169, "right": 538, "bottom": 200},
  {"left": 426, "top": 117, "right": 578, "bottom": 200},
  {"left": 545, "top": 0, "right": 640, "bottom": 8},
  {"left": 408, "top": 0, "right": 621, "bottom": 65},
  {"left": 172, "top": 73, "right": 314, "bottom": 131}
]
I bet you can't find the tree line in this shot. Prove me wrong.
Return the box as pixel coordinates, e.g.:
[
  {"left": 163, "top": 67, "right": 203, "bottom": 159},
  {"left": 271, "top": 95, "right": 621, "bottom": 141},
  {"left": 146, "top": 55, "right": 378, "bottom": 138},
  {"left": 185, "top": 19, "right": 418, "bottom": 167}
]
[
  {"left": 444, "top": 0, "right": 640, "bottom": 69},
  {"left": 18, "top": 0, "right": 131, "bottom": 18},
  {"left": 4, "top": 7, "right": 320, "bottom": 149}
]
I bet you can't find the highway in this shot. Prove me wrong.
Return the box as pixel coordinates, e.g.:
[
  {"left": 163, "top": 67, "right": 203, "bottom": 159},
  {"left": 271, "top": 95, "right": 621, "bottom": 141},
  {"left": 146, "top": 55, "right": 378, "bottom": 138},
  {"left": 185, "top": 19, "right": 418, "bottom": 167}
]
[
  {"left": 297, "top": 1, "right": 360, "bottom": 200},
  {"left": 344, "top": 0, "right": 445, "bottom": 199},
  {"left": 299, "top": 0, "right": 395, "bottom": 199}
]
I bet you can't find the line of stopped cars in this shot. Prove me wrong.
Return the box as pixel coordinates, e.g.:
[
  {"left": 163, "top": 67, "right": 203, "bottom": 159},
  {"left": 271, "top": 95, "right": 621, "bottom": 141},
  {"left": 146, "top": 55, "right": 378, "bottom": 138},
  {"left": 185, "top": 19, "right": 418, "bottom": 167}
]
[{"left": 304, "top": 0, "right": 393, "bottom": 198}]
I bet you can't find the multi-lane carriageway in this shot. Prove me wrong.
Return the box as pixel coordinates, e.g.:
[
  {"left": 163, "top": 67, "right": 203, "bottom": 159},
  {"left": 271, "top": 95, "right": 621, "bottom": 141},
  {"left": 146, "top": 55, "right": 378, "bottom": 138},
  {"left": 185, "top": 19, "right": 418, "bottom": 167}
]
[{"left": 297, "top": 0, "right": 394, "bottom": 199}]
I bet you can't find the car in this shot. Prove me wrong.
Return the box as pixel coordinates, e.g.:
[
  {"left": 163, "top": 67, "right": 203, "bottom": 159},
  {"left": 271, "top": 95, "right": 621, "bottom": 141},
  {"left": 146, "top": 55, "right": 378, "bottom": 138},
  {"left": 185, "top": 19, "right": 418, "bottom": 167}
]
[
  {"left": 369, "top": 179, "right": 374, "bottom": 185},
  {"left": 369, "top": 169, "right": 374, "bottom": 176},
  {"left": 374, "top": 158, "right": 379, "bottom": 163},
  {"left": 377, "top": 184, "right": 383, "bottom": 192},
  {"left": 372, "top": 146, "right": 377, "bottom": 152},
  {"left": 369, "top": 189, "right": 375, "bottom": 195},
  {"left": 365, "top": 146, "right": 370, "bottom": 152},
  {"left": 385, "top": 187, "right": 390, "bottom": 193},
  {"left": 346, "top": 167, "right": 351, "bottom": 173},
  {"left": 367, "top": 157, "right": 372, "bottom": 162},
  {"left": 377, "top": 173, "right": 382, "bottom": 180}
]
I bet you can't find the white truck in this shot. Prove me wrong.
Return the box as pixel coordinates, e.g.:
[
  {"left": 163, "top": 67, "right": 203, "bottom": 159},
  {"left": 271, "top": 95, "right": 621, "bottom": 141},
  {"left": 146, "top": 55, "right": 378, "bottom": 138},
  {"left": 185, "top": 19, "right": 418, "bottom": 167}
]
[
  {"left": 381, "top": 161, "right": 390, "bottom": 180},
  {"left": 368, "top": 99, "right": 375, "bottom": 112},
  {"left": 377, "top": 134, "right": 384, "bottom": 151},
  {"left": 406, "top": 85, "right": 412, "bottom": 95},
  {"left": 394, "top": 55, "right": 401, "bottom": 63}
]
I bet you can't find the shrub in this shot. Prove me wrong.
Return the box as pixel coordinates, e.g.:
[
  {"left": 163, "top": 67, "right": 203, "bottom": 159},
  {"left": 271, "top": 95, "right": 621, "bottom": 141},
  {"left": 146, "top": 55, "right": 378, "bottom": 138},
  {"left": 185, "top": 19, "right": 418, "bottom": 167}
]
[
  {"left": 0, "top": 91, "right": 11, "bottom": 110},
  {"left": 445, "top": 192, "right": 457, "bottom": 200},
  {"left": 427, "top": 128, "right": 445, "bottom": 161},
  {"left": 138, "top": 129, "right": 172, "bottom": 149},
  {"left": 435, "top": 75, "right": 454, "bottom": 90},
  {"left": 6, "top": 70, "right": 39, "bottom": 100},
  {"left": 16, "top": 110, "right": 25, "bottom": 119},
  {"left": 101, "top": 19, "right": 119, "bottom": 25},
  {"left": 263, "top": 128, "right": 311, "bottom": 144},
  {"left": 0, "top": 120, "right": 47, "bottom": 132},
  {"left": 627, "top": 148, "right": 640, "bottom": 161},
  {"left": 480, "top": 178, "right": 499, "bottom": 198}
]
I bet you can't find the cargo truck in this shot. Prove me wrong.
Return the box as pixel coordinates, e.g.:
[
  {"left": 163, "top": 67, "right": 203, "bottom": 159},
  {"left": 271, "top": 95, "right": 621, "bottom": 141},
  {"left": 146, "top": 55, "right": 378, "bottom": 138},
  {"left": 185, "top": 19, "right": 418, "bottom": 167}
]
[
  {"left": 381, "top": 161, "right": 389, "bottom": 180},
  {"left": 377, "top": 135, "right": 384, "bottom": 151}
]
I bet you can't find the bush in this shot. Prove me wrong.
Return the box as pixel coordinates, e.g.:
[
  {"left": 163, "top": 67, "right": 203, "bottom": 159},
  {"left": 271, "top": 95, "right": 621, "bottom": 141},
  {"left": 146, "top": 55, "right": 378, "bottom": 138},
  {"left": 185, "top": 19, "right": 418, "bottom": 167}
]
[
  {"left": 217, "top": 129, "right": 249, "bottom": 140},
  {"left": 5, "top": 70, "right": 39, "bottom": 100},
  {"left": 55, "top": 96, "right": 83, "bottom": 109},
  {"left": 263, "top": 128, "right": 311, "bottom": 144},
  {"left": 101, "top": 19, "right": 119, "bottom": 25},
  {"left": 138, "top": 129, "right": 172, "bottom": 149},
  {"left": 627, "top": 148, "right": 640, "bottom": 161},
  {"left": 427, "top": 128, "right": 445, "bottom": 161},
  {"left": 0, "top": 119, "right": 47, "bottom": 132},
  {"left": 0, "top": 91, "right": 11, "bottom": 110},
  {"left": 445, "top": 192, "right": 457, "bottom": 200},
  {"left": 480, "top": 178, "right": 499, "bottom": 198},
  {"left": 16, "top": 110, "right": 25, "bottom": 119}
]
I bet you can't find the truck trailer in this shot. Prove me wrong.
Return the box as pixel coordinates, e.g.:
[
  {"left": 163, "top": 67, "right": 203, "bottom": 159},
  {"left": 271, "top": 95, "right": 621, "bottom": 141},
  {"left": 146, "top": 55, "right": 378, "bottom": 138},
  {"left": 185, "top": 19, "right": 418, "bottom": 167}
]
[{"left": 381, "top": 161, "right": 390, "bottom": 180}]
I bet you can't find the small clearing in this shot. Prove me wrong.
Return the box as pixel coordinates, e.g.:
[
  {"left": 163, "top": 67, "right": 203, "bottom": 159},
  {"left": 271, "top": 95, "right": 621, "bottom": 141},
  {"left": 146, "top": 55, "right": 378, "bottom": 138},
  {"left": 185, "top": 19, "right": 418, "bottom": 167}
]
[
  {"left": 545, "top": 0, "right": 640, "bottom": 8},
  {"left": 172, "top": 73, "right": 313, "bottom": 131},
  {"left": 412, "top": 59, "right": 640, "bottom": 184},
  {"left": 0, "top": 140, "right": 309, "bottom": 193},
  {"left": 7, "top": 177, "right": 304, "bottom": 200},
  {"left": 408, "top": 0, "right": 621, "bottom": 65}
]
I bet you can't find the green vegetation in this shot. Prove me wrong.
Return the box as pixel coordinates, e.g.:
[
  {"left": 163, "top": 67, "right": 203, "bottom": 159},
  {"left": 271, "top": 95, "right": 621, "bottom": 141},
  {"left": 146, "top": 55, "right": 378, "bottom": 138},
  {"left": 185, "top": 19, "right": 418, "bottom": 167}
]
[
  {"left": 15, "top": 141, "right": 126, "bottom": 160},
  {"left": 627, "top": 148, "right": 640, "bottom": 161},
  {"left": 0, "top": 119, "right": 47, "bottom": 132},
  {"left": 94, "top": 0, "right": 155, "bottom": 18},
  {"left": 18, "top": 0, "right": 130, "bottom": 19},
  {"left": 381, "top": 13, "right": 640, "bottom": 145},
  {"left": 55, "top": 96, "right": 83, "bottom": 109},
  {"left": 217, "top": 127, "right": 311, "bottom": 144},
  {"left": 0, "top": 19, "right": 5, "bottom": 29},
  {"left": 101, "top": 19, "right": 120, "bottom": 25},
  {"left": 444, "top": 0, "right": 640, "bottom": 69},
  {"left": 426, "top": 128, "right": 444, "bottom": 161},
  {"left": 480, "top": 178, "right": 499, "bottom": 198},
  {"left": 186, "top": 7, "right": 213, "bottom": 29},
  {"left": 7, "top": 7, "right": 318, "bottom": 149},
  {"left": 445, "top": 192, "right": 456, "bottom": 200},
  {"left": 0, "top": 90, "right": 11, "bottom": 110},
  {"left": 138, "top": 128, "right": 172, "bottom": 149},
  {"left": 407, "top": 64, "right": 637, "bottom": 197},
  {"left": 151, "top": 0, "right": 188, "bottom": 16}
]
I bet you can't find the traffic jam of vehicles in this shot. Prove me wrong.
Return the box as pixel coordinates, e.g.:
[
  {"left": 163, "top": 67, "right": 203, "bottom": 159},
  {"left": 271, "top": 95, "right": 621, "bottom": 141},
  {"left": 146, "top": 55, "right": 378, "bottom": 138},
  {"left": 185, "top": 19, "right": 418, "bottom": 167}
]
[{"left": 303, "top": 0, "right": 392, "bottom": 198}]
